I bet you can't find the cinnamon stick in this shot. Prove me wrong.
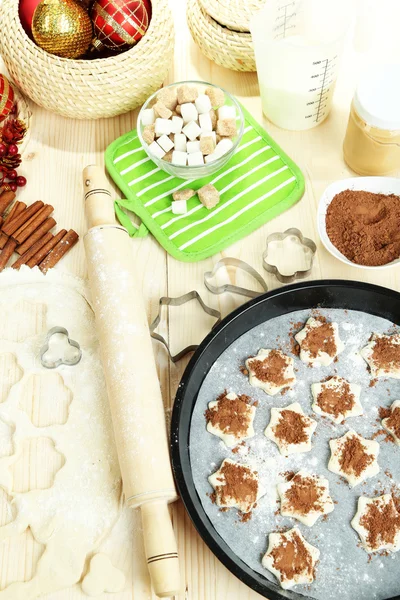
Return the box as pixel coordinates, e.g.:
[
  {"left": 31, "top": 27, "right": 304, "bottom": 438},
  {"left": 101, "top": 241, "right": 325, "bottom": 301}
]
[
  {"left": 12, "top": 204, "right": 54, "bottom": 244},
  {"left": 0, "top": 217, "right": 3, "bottom": 229},
  {"left": 0, "top": 191, "right": 16, "bottom": 215},
  {"left": 12, "top": 232, "right": 54, "bottom": 270},
  {"left": 39, "top": 229, "right": 79, "bottom": 273},
  {"left": 0, "top": 238, "right": 17, "bottom": 271},
  {"left": 26, "top": 230, "right": 67, "bottom": 268},
  {"left": 15, "top": 217, "right": 56, "bottom": 255},
  {"left": 2, "top": 201, "right": 44, "bottom": 236},
  {"left": 0, "top": 202, "right": 27, "bottom": 250}
]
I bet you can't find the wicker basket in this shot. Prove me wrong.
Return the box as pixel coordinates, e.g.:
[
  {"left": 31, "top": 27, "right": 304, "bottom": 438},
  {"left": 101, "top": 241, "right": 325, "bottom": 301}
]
[
  {"left": 0, "top": 0, "right": 174, "bottom": 119},
  {"left": 198, "top": 0, "right": 265, "bottom": 32},
  {"left": 187, "top": 0, "right": 256, "bottom": 72}
]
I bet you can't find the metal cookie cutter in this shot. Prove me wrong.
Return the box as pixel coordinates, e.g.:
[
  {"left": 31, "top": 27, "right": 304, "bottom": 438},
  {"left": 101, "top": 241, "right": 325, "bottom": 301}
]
[
  {"left": 263, "top": 228, "right": 317, "bottom": 284},
  {"left": 40, "top": 327, "right": 82, "bottom": 369},
  {"left": 204, "top": 257, "right": 268, "bottom": 298},
  {"left": 149, "top": 291, "right": 221, "bottom": 362}
]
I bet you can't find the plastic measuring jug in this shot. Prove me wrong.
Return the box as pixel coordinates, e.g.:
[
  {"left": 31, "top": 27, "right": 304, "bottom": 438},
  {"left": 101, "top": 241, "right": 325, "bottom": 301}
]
[{"left": 250, "top": 0, "right": 350, "bottom": 130}]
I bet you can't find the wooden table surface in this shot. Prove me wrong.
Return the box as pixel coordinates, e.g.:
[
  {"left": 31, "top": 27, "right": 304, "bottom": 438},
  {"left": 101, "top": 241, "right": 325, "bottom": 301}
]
[{"left": 1, "top": 0, "right": 400, "bottom": 598}]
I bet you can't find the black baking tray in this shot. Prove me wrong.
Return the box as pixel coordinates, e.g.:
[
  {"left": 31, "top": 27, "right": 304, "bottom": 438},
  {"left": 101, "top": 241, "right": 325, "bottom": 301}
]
[{"left": 171, "top": 280, "right": 400, "bottom": 600}]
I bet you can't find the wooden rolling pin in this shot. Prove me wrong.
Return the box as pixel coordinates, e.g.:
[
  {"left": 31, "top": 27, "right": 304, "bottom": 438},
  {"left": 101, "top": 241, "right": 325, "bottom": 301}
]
[{"left": 82, "top": 165, "right": 180, "bottom": 598}]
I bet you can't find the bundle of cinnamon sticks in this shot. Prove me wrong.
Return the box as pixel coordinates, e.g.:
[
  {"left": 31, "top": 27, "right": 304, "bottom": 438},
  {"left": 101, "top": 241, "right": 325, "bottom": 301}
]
[{"left": 0, "top": 189, "right": 79, "bottom": 273}]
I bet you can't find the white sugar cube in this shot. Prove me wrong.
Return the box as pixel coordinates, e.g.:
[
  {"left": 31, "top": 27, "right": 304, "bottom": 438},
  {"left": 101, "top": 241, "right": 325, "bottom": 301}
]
[
  {"left": 180, "top": 102, "right": 198, "bottom": 124},
  {"left": 187, "top": 151, "right": 204, "bottom": 166},
  {"left": 195, "top": 94, "right": 212, "bottom": 114},
  {"left": 171, "top": 116, "right": 183, "bottom": 134},
  {"left": 171, "top": 150, "right": 187, "bottom": 166},
  {"left": 200, "top": 131, "right": 216, "bottom": 142},
  {"left": 199, "top": 113, "right": 213, "bottom": 133},
  {"left": 141, "top": 108, "right": 155, "bottom": 126},
  {"left": 174, "top": 133, "right": 187, "bottom": 152},
  {"left": 172, "top": 199, "right": 188, "bottom": 215},
  {"left": 182, "top": 120, "right": 202, "bottom": 141},
  {"left": 155, "top": 118, "right": 172, "bottom": 136},
  {"left": 204, "top": 153, "right": 219, "bottom": 164},
  {"left": 157, "top": 134, "right": 174, "bottom": 153},
  {"left": 148, "top": 141, "right": 166, "bottom": 159},
  {"left": 217, "top": 105, "right": 236, "bottom": 120},
  {"left": 187, "top": 140, "right": 201, "bottom": 154},
  {"left": 215, "top": 138, "right": 234, "bottom": 157}
]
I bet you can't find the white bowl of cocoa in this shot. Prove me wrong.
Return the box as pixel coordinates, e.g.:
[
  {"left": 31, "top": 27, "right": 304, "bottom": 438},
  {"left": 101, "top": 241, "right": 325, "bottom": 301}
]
[{"left": 317, "top": 176, "right": 400, "bottom": 270}]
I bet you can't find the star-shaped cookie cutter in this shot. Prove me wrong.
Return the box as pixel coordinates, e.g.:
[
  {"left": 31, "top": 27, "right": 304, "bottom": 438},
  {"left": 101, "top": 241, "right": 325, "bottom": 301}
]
[{"left": 40, "top": 327, "right": 82, "bottom": 369}]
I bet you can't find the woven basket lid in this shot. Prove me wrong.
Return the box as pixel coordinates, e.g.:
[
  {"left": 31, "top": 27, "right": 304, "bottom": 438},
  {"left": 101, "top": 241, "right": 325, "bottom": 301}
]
[{"left": 198, "top": 0, "right": 265, "bottom": 32}]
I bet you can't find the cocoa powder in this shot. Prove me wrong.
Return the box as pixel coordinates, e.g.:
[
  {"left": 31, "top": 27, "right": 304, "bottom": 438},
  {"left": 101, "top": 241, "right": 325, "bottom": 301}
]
[
  {"left": 326, "top": 189, "right": 400, "bottom": 266},
  {"left": 371, "top": 335, "right": 400, "bottom": 374},
  {"left": 360, "top": 497, "right": 400, "bottom": 550},
  {"left": 302, "top": 321, "right": 337, "bottom": 359},
  {"left": 316, "top": 378, "right": 355, "bottom": 419},
  {"left": 274, "top": 410, "right": 310, "bottom": 445},
  {"left": 270, "top": 530, "right": 314, "bottom": 582},
  {"left": 384, "top": 405, "right": 400, "bottom": 439},
  {"left": 338, "top": 435, "right": 374, "bottom": 477},
  {"left": 284, "top": 473, "right": 323, "bottom": 515},
  {"left": 205, "top": 391, "right": 252, "bottom": 437},
  {"left": 248, "top": 350, "right": 293, "bottom": 386},
  {"left": 215, "top": 461, "right": 258, "bottom": 510}
]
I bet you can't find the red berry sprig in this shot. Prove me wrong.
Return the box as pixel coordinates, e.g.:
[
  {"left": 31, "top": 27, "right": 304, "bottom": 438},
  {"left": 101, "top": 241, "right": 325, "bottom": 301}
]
[{"left": 0, "top": 117, "right": 27, "bottom": 192}]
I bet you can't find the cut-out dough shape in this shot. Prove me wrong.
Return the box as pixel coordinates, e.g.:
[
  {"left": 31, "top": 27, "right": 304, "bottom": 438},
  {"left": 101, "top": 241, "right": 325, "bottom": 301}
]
[
  {"left": 19, "top": 373, "right": 72, "bottom": 428},
  {"left": 0, "top": 353, "right": 23, "bottom": 404},
  {"left": 351, "top": 494, "right": 400, "bottom": 553},
  {"left": 277, "top": 470, "right": 334, "bottom": 526},
  {"left": 81, "top": 553, "right": 126, "bottom": 596},
  {"left": 311, "top": 376, "right": 363, "bottom": 424},
  {"left": 295, "top": 317, "right": 344, "bottom": 366},
  {"left": 360, "top": 333, "right": 400, "bottom": 378},
  {"left": 205, "top": 391, "right": 256, "bottom": 447},
  {"left": 328, "top": 430, "right": 379, "bottom": 487},
  {"left": 262, "top": 527, "right": 320, "bottom": 590},
  {"left": 40, "top": 328, "right": 82, "bottom": 369},
  {"left": 208, "top": 458, "right": 265, "bottom": 514},
  {"left": 10, "top": 437, "right": 65, "bottom": 494},
  {"left": 0, "top": 489, "right": 16, "bottom": 528},
  {"left": 0, "top": 528, "right": 44, "bottom": 591},
  {"left": 382, "top": 400, "right": 400, "bottom": 445},
  {"left": 0, "top": 300, "right": 47, "bottom": 342},
  {"left": 0, "top": 419, "right": 14, "bottom": 458},
  {"left": 265, "top": 402, "right": 317, "bottom": 456},
  {"left": 245, "top": 349, "right": 296, "bottom": 396}
]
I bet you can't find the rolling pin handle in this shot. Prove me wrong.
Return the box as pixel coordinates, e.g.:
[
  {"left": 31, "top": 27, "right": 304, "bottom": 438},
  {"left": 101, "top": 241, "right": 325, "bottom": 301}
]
[{"left": 82, "top": 165, "right": 116, "bottom": 228}]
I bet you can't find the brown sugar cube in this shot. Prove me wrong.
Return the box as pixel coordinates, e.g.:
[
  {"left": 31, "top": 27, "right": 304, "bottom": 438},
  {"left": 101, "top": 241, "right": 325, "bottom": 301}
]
[
  {"left": 157, "top": 87, "right": 178, "bottom": 111},
  {"left": 205, "top": 86, "right": 225, "bottom": 108},
  {"left": 154, "top": 101, "right": 172, "bottom": 120},
  {"left": 173, "top": 188, "right": 196, "bottom": 202},
  {"left": 175, "top": 105, "right": 182, "bottom": 116},
  {"left": 216, "top": 118, "right": 237, "bottom": 137},
  {"left": 163, "top": 150, "right": 173, "bottom": 163},
  {"left": 200, "top": 135, "right": 215, "bottom": 155},
  {"left": 209, "top": 109, "right": 217, "bottom": 130},
  {"left": 198, "top": 184, "right": 220, "bottom": 210},
  {"left": 177, "top": 85, "right": 199, "bottom": 104},
  {"left": 143, "top": 124, "right": 155, "bottom": 145}
]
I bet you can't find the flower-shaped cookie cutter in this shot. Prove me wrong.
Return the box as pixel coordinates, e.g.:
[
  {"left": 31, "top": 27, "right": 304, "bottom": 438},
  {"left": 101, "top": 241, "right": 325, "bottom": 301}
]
[
  {"left": 263, "top": 228, "right": 317, "bottom": 284},
  {"left": 204, "top": 257, "right": 268, "bottom": 298},
  {"left": 40, "top": 327, "right": 82, "bottom": 369}
]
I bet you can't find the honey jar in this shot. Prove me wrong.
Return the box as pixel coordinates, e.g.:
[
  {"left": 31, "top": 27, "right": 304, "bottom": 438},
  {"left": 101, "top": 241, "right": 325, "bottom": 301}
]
[{"left": 343, "top": 65, "right": 400, "bottom": 176}]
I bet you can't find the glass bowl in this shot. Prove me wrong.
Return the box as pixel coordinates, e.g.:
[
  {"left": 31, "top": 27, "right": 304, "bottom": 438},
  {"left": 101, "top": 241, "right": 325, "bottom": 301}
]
[{"left": 137, "top": 80, "right": 244, "bottom": 180}]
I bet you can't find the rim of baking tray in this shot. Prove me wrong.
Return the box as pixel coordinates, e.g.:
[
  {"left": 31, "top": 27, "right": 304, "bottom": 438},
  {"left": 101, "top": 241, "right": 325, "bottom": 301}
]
[{"left": 171, "top": 279, "right": 400, "bottom": 600}]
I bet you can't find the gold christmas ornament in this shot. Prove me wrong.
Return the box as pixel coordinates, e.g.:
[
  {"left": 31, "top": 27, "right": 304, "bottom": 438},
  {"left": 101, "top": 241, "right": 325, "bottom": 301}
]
[{"left": 32, "top": 0, "right": 93, "bottom": 59}]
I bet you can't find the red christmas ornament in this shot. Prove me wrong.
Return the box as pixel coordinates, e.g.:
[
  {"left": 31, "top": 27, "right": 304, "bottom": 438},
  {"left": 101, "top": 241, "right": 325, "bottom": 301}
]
[
  {"left": 0, "top": 75, "right": 14, "bottom": 122},
  {"left": 19, "top": 0, "right": 42, "bottom": 36},
  {"left": 91, "top": 0, "right": 150, "bottom": 51}
]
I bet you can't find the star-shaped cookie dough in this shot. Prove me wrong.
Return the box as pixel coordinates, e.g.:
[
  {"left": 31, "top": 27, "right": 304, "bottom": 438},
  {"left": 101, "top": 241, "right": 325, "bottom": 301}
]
[
  {"left": 351, "top": 494, "right": 400, "bottom": 553},
  {"left": 208, "top": 458, "right": 265, "bottom": 514},
  {"left": 295, "top": 317, "right": 344, "bottom": 367},
  {"left": 277, "top": 470, "right": 334, "bottom": 526},
  {"left": 328, "top": 430, "right": 379, "bottom": 487},
  {"left": 360, "top": 333, "right": 400, "bottom": 378},
  {"left": 245, "top": 349, "right": 296, "bottom": 396},
  {"left": 265, "top": 402, "right": 317, "bottom": 456},
  {"left": 382, "top": 400, "right": 400, "bottom": 446},
  {"left": 205, "top": 391, "right": 256, "bottom": 448},
  {"left": 262, "top": 527, "right": 320, "bottom": 590},
  {"left": 311, "top": 376, "right": 363, "bottom": 424}
]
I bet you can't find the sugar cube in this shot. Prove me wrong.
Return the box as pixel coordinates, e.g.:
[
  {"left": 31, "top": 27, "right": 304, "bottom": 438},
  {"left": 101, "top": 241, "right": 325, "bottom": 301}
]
[
  {"left": 157, "top": 87, "right": 178, "bottom": 111},
  {"left": 216, "top": 118, "right": 237, "bottom": 137},
  {"left": 154, "top": 101, "right": 172, "bottom": 120},
  {"left": 174, "top": 133, "right": 187, "bottom": 152},
  {"left": 200, "top": 135, "right": 215, "bottom": 155},
  {"left": 201, "top": 131, "right": 216, "bottom": 142},
  {"left": 204, "top": 153, "right": 219, "bottom": 164},
  {"left": 215, "top": 138, "right": 234, "bottom": 157},
  {"left": 175, "top": 105, "right": 182, "bottom": 115},
  {"left": 182, "top": 120, "right": 201, "bottom": 141},
  {"left": 171, "top": 116, "right": 184, "bottom": 134},
  {"left": 141, "top": 108, "right": 155, "bottom": 126},
  {"left": 163, "top": 150, "right": 173, "bottom": 163},
  {"left": 171, "top": 150, "right": 187, "bottom": 166},
  {"left": 187, "top": 140, "right": 201, "bottom": 154},
  {"left": 187, "top": 151, "right": 204, "bottom": 166},
  {"left": 180, "top": 102, "right": 198, "bottom": 124},
  {"left": 205, "top": 86, "right": 225, "bottom": 108},
  {"left": 177, "top": 85, "right": 199, "bottom": 104},
  {"left": 217, "top": 105, "right": 236, "bottom": 120},
  {"left": 172, "top": 199, "right": 188, "bottom": 215},
  {"left": 148, "top": 141, "right": 166, "bottom": 159},
  {"left": 198, "top": 183, "right": 220, "bottom": 209},
  {"left": 209, "top": 109, "right": 217, "bottom": 129},
  {"left": 195, "top": 93, "right": 212, "bottom": 114},
  {"left": 142, "top": 124, "right": 155, "bottom": 145},
  {"left": 155, "top": 118, "right": 172, "bottom": 136},
  {"left": 173, "top": 188, "right": 196, "bottom": 201},
  {"left": 199, "top": 112, "right": 213, "bottom": 133},
  {"left": 157, "top": 134, "right": 174, "bottom": 153}
]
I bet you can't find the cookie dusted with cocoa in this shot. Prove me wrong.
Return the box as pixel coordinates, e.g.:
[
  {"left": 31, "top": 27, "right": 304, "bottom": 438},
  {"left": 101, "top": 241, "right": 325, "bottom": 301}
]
[
  {"left": 208, "top": 458, "right": 265, "bottom": 514},
  {"left": 382, "top": 400, "right": 400, "bottom": 445},
  {"left": 328, "top": 430, "right": 380, "bottom": 487},
  {"left": 265, "top": 402, "right": 317, "bottom": 456},
  {"left": 277, "top": 470, "right": 334, "bottom": 527},
  {"left": 361, "top": 333, "right": 400, "bottom": 378},
  {"left": 311, "top": 376, "right": 363, "bottom": 423},
  {"left": 245, "top": 349, "right": 296, "bottom": 396},
  {"left": 352, "top": 494, "right": 400, "bottom": 553},
  {"left": 205, "top": 391, "right": 256, "bottom": 448},
  {"left": 295, "top": 317, "right": 344, "bottom": 366}
]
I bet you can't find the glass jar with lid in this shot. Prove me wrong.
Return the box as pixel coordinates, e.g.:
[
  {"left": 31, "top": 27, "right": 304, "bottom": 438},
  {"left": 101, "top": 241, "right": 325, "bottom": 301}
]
[{"left": 343, "top": 65, "right": 400, "bottom": 176}]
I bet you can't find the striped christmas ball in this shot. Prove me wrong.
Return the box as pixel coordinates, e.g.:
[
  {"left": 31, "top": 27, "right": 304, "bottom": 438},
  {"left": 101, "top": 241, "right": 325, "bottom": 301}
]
[
  {"left": 0, "top": 75, "right": 14, "bottom": 122},
  {"left": 91, "top": 0, "right": 150, "bottom": 51}
]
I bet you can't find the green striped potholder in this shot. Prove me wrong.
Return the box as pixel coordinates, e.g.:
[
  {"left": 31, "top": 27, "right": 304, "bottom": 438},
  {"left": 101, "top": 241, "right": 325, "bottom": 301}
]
[{"left": 105, "top": 105, "right": 305, "bottom": 262}]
